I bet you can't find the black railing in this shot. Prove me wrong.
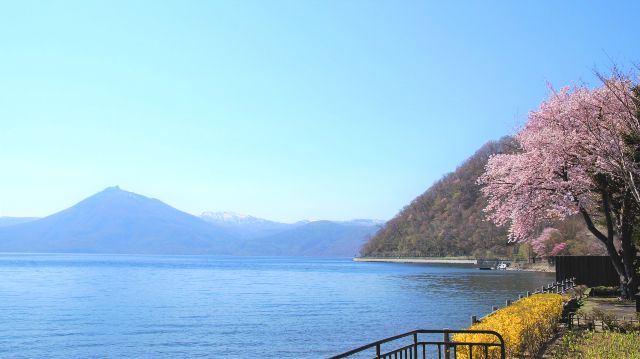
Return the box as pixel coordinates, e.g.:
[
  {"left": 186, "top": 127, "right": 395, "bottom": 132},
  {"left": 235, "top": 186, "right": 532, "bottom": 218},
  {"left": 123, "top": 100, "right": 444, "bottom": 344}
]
[
  {"left": 331, "top": 279, "right": 576, "bottom": 358},
  {"left": 468, "top": 278, "right": 576, "bottom": 326},
  {"left": 533, "top": 277, "right": 576, "bottom": 294},
  {"left": 567, "top": 312, "right": 639, "bottom": 331},
  {"left": 328, "top": 329, "right": 505, "bottom": 359}
]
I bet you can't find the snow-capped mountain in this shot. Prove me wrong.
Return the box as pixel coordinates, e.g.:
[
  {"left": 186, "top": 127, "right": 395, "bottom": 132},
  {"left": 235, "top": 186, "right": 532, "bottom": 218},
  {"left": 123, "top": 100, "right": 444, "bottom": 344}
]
[
  {"left": 199, "top": 211, "right": 384, "bottom": 255},
  {"left": 199, "top": 211, "right": 295, "bottom": 239},
  {"left": 0, "top": 187, "right": 384, "bottom": 256},
  {"left": 200, "top": 211, "right": 272, "bottom": 224}
]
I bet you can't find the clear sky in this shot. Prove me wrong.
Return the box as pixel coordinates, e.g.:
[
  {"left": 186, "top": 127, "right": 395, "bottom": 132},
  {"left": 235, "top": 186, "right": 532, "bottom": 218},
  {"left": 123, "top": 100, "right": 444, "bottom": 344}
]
[{"left": 1, "top": 1, "right": 639, "bottom": 222}]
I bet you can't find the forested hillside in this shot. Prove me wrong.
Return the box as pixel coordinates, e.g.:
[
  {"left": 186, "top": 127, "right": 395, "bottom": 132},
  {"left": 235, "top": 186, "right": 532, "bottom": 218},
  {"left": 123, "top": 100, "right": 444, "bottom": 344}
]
[
  {"left": 360, "top": 137, "right": 605, "bottom": 258},
  {"left": 361, "top": 137, "right": 518, "bottom": 257}
]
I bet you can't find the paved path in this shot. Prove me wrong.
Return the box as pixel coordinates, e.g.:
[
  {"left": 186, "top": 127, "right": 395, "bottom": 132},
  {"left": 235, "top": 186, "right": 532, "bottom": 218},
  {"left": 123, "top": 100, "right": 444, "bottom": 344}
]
[{"left": 579, "top": 297, "right": 637, "bottom": 320}]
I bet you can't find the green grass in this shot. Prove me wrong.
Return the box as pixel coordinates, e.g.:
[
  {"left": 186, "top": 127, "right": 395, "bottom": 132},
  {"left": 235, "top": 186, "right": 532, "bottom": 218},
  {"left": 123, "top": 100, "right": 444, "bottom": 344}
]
[{"left": 551, "top": 331, "right": 640, "bottom": 359}]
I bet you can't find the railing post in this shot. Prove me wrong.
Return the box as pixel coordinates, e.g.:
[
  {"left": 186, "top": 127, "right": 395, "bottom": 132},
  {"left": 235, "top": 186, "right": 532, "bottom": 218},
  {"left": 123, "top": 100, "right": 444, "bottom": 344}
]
[
  {"left": 443, "top": 329, "right": 451, "bottom": 359},
  {"left": 328, "top": 329, "right": 509, "bottom": 359}
]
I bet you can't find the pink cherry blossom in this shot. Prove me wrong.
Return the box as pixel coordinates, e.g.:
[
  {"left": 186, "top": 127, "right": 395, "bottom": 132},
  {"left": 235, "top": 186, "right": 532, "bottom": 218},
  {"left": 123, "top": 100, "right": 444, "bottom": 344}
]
[
  {"left": 549, "top": 243, "right": 568, "bottom": 257},
  {"left": 531, "top": 228, "right": 566, "bottom": 257},
  {"left": 478, "top": 73, "right": 639, "bottom": 298}
]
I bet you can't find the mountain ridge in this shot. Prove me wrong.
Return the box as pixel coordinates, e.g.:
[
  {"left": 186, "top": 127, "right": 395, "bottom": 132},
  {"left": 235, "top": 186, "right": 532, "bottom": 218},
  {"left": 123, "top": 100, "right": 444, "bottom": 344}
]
[
  {"left": 0, "top": 187, "right": 380, "bottom": 256},
  {"left": 243, "top": 220, "right": 381, "bottom": 257},
  {"left": 0, "top": 217, "right": 40, "bottom": 227},
  {"left": 0, "top": 186, "right": 235, "bottom": 254}
]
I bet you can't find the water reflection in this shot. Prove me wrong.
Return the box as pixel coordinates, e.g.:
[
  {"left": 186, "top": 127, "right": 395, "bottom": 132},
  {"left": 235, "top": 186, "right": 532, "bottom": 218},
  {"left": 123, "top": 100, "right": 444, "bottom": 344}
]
[{"left": 0, "top": 255, "right": 554, "bottom": 358}]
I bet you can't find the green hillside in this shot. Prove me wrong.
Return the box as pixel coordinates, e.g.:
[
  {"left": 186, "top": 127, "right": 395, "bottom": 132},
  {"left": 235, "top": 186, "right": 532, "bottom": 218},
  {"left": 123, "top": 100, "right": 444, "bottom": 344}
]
[{"left": 361, "top": 137, "right": 517, "bottom": 257}]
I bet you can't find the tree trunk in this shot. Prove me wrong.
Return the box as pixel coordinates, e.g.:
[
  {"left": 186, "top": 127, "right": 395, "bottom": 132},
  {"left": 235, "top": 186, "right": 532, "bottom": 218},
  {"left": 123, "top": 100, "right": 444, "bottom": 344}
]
[
  {"left": 620, "top": 243, "right": 639, "bottom": 299},
  {"left": 579, "top": 186, "right": 638, "bottom": 299},
  {"left": 615, "top": 243, "right": 639, "bottom": 300},
  {"left": 619, "top": 193, "right": 639, "bottom": 299},
  {"left": 619, "top": 196, "right": 638, "bottom": 299},
  {"left": 603, "top": 239, "right": 632, "bottom": 298}
]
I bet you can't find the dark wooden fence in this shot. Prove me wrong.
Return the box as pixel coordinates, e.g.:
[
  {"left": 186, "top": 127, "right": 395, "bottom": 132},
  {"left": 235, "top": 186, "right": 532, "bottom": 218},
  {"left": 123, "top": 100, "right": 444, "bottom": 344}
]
[{"left": 555, "top": 256, "right": 619, "bottom": 287}]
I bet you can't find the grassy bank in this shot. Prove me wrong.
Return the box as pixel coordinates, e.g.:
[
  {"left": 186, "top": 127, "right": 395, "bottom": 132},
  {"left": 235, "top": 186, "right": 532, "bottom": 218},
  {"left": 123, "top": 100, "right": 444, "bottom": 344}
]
[{"left": 551, "top": 331, "right": 640, "bottom": 358}]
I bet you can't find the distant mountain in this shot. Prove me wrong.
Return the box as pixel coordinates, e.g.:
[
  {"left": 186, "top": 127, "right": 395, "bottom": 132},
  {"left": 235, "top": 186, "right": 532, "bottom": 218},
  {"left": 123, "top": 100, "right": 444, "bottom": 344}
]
[
  {"left": 339, "top": 219, "right": 386, "bottom": 227},
  {"left": 201, "top": 211, "right": 271, "bottom": 225},
  {"left": 200, "top": 211, "right": 295, "bottom": 239},
  {"left": 361, "top": 137, "right": 516, "bottom": 258},
  {"left": 0, "top": 187, "right": 381, "bottom": 256},
  {"left": 200, "top": 212, "right": 382, "bottom": 255},
  {"left": 0, "top": 187, "right": 235, "bottom": 254},
  {"left": 0, "top": 217, "right": 39, "bottom": 227},
  {"left": 241, "top": 220, "right": 382, "bottom": 257}
]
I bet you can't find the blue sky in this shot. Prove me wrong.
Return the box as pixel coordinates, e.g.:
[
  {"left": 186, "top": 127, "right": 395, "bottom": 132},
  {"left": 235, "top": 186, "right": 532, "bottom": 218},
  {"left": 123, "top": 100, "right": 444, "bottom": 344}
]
[{"left": 1, "top": 1, "right": 639, "bottom": 222}]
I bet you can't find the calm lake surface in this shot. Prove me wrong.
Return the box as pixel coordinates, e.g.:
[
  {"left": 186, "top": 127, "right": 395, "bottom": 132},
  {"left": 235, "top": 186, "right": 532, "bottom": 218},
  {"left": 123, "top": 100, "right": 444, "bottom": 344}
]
[{"left": 0, "top": 254, "right": 553, "bottom": 358}]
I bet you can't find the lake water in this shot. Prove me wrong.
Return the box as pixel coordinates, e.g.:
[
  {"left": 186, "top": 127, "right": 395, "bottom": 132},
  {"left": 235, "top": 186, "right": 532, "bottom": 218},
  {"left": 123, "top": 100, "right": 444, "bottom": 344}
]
[{"left": 0, "top": 254, "right": 553, "bottom": 358}]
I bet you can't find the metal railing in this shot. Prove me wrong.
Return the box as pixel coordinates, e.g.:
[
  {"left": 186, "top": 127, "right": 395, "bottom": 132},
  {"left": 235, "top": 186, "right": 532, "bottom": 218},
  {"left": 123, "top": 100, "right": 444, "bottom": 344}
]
[
  {"left": 567, "top": 312, "right": 639, "bottom": 331},
  {"left": 467, "top": 278, "right": 576, "bottom": 326},
  {"left": 328, "top": 329, "right": 505, "bottom": 359},
  {"left": 330, "top": 279, "right": 576, "bottom": 358},
  {"left": 534, "top": 277, "right": 576, "bottom": 295}
]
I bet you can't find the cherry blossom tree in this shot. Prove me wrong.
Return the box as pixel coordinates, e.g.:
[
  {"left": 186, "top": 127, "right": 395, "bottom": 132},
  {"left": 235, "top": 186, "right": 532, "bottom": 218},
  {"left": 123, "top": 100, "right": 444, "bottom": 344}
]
[
  {"left": 531, "top": 228, "right": 567, "bottom": 258},
  {"left": 479, "top": 74, "right": 639, "bottom": 299}
]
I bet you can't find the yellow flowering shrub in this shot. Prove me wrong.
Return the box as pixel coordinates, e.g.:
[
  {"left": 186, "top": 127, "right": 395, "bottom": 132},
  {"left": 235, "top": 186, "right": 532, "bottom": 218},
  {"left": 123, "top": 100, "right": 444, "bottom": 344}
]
[{"left": 454, "top": 293, "right": 563, "bottom": 358}]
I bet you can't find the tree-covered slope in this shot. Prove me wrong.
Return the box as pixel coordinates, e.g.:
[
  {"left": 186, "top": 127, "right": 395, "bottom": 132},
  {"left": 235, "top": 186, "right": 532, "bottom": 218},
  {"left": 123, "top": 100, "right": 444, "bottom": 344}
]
[{"left": 361, "top": 137, "right": 518, "bottom": 257}]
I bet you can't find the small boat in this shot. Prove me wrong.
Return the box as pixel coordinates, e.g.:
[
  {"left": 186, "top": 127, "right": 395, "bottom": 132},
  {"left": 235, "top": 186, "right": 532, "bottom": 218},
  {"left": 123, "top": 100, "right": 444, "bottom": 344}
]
[{"left": 478, "top": 267, "right": 492, "bottom": 270}]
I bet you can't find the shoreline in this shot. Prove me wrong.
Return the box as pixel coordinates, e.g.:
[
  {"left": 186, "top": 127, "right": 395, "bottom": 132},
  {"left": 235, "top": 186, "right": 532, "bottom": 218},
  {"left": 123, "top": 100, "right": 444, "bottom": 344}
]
[
  {"left": 507, "top": 261, "right": 555, "bottom": 273},
  {"left": 353, "top": 257, "right": 477, "bottom": 264},
  {"left": 353, "top": 257, "right": 556, "bottom": 273}
]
